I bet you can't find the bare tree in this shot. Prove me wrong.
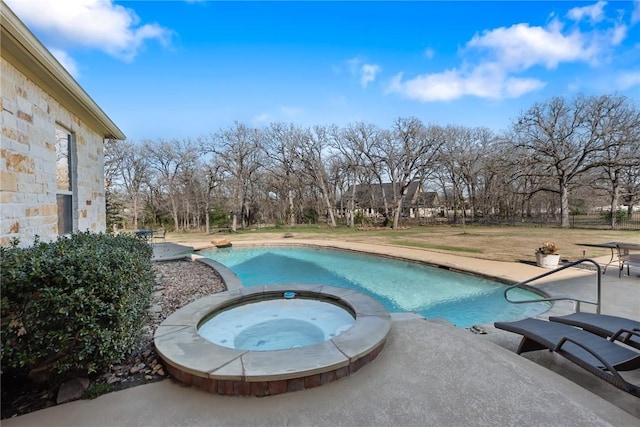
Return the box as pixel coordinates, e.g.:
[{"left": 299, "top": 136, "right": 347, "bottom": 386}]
[
  {"left": 112, "top": 92, "right": 636, "bottom": 232},
  {"left": 619, "top": 165, "right": 640, "bottom": 218},
  {"left": 493, "top": 129, "right": 556, "bottom": 222},
  {"left": 343, "top": 123, "right": 389, "bottom": 222},
  {"left": 292, "top": 125, "right": 338, "bottom": 227},
  {"left": 435, "top": 126, "right": 499, "bottom": 224},
  {"left": 197, "top": 157, "right": 222, "bottom": 234},
  {"left": 204, "top": 123, "right": 264, "bottom": 231},
  {"left": 263, "top": 123, "right": 305, "bottom": 227},
  {"left": 384, "top": 118, "right": 442, "bottom": 229},
  {"left": 436, "top": 125, "right": 472, "bottom": 225},
  {"left": 332, "top": 122, "right": 382, "bottom": 227},
  {"left": 144, "top": 138, "right": 199, "bottom": 230},
  {"left": 512, "top": 94, "right": 610, "bottom": 227},
  {"left": 104, "top": 139, "right": 127, "bottom": 230},
  {"left": 104, "top": 139, "right": 150, "bottom": 229},
  {"left": 121, "top": 143, "right": 150, "bottom": 229},
  {"left": 587, "top": 94, "right": 640, "bottom": 226}
]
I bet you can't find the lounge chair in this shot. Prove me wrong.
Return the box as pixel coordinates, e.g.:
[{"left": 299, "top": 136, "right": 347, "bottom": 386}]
[
  {"left": 549, "top": 312, "right": 640, "bottom": 350},
  {"left": 494, "top": 318, "right": 640, "bottom": 396}
]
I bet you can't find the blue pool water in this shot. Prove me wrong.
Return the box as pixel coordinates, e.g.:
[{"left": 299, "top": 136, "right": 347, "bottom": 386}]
[{"left": 200, "top": 246, "right": 549, "bottom": 328}]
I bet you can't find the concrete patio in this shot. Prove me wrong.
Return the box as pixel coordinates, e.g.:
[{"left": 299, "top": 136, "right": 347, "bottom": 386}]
[{"left": 3, "top": 241, "right": 639, "bottom": 427}]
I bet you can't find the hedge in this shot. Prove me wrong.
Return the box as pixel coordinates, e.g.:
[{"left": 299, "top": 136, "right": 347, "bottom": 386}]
[{"left": 1, "top": 232, "right": 155, "bottom": 381}]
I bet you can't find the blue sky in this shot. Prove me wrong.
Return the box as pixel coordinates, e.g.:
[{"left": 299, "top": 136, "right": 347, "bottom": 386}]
[{"left": 6, "top": 1, "right": 640, "bottom": 142}]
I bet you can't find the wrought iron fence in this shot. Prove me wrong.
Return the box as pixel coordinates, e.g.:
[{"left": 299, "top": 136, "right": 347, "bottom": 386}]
[
  {"left": 412, "top": 212, "right": 640, "bottom": 230},
  {"left": 569, "top": 212, "right": 640, "bottom": 230}
]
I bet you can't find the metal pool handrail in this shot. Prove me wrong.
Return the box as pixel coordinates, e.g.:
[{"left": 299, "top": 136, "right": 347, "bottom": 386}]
[{"left": 504, "top": 258, "right": 602, "bottom": 314}]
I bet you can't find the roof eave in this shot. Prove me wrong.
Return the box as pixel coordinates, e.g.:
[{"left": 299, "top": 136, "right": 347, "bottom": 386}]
[{"left": 0, "top": 2, "right": 126, "bottom": 140}]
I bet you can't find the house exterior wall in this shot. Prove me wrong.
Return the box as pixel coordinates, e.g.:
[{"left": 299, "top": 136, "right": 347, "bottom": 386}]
[{"left": 1, "top": 58, "right": 106, "bottom": 246}]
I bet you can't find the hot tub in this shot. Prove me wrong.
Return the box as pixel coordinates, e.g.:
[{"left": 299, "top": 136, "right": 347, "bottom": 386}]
[
  {"left": 154, "top": 284, "right": 391, "bottom": 396},
  {"left": 198, "top": 295, "right": 356, "bottom": 351}
]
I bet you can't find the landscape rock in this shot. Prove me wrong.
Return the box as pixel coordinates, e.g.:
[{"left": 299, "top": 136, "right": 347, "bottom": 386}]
[{"left": 56, "top": 378, "right": 90, "bottom": 404}]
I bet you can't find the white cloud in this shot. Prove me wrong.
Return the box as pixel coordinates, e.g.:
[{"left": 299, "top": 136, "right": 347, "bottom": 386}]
[
  {"left": 503, "top": 76, "right": 547, "bottom": 98},
  {"left": 423, "top": 48, "right": 435, "bottom": 59},
  {"left": 567, "top": 1, "right": 607, "bottom": 23},
  {"left": 347, "top": 57, "right": 381, "bottom": 88},
  {"left": 388, "top": 4, "right": 630, "bottom": 103},
  {"left": 5, "top": 0, "right": 172, "bottom": 62},
  {"left": 360, "top": 64, "right": 381, "bottom": 88},
  {"left": 388, "top": 71, "right": 460, "bottom": 101},
  {"left": 609, "top": 23, "right": 628, "bottom": 45},
  {"left": 466, "top": 21, "right": 597, "bottom": 70},
  {"left": 387, "top": 65, "right": 545, "bottom": 102},
  {"left": 49, "top": 48, "right": 79, "bottom": 78}
]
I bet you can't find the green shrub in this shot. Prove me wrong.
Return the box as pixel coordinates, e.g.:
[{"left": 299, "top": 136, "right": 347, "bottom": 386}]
[
  {"left": 599, "top": 209, "right": 625, "bottom": 223},
  {"left": 302, "top": 207, "right": 318, "bottom": 224},
  {"left": 354, "top": 211, "right": 364, "bottom": 226},
  {"left": 209, "top": 207, "right": 230, "bottom": 227},
  {"left": 1, "top": 232, "right": 154, "bottom": 380}
]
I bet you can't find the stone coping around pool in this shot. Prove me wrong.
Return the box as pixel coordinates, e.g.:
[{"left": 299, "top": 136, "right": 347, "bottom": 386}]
[
  {"left": 190, "top": 254, "right": 243, "bottom": 291},
  {"left": 154, "top": 284, "right": 392, "bottom": 396}
]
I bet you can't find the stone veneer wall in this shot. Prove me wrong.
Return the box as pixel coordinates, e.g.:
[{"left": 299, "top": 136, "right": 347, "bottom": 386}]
[{"left": 1, "top": 58, "right": 106, "bottom": 247}]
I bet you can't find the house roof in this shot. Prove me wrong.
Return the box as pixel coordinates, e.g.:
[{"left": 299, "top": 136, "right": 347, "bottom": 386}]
[
  {"left": 1, "top": 1, "right": 126, "bottom": 140},
  {"left": 346, "top": 182, "right": 440, "bottom": 207}
]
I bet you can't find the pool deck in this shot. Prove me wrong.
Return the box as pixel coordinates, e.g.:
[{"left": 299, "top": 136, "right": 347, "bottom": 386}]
[{"left": 4, "top": 240, "right": 639, "bottom": 427}]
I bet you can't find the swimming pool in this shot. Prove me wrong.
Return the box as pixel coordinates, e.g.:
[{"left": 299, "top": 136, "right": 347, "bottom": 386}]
[{"left": 200, "top": 246, "right": 549, "bottom": 328}]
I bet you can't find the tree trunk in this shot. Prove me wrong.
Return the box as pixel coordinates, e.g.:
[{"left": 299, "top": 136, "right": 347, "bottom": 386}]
[
  {"left": 288, "top": 189, "right": 295, "bottom": 227},
  {"left": 322, "top": 191, "right": 337, "bottom": 227},
  {"left": 205, "top": 206, "right": 210, "bottom": 234},
  {"left": 132, "top": 195, "right": 139, "bottom": 229},
  {"left": 560, "top": 185, "right": 570, "bottom": 228},
  {"left": 169, "top": 194, "right": 180, "bottom": 231},
  {"left": 349, "top": 179, "right": 357, "bottom": 227},
  {"left": 392, "top": 197, "right": 404, "bottom": 229},
  {"left": 609, "top": 170, "right": 620, "bottom": 228}
]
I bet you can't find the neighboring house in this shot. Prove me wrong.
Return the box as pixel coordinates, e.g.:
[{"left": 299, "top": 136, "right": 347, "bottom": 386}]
[
  {"left": 341, "top": 182, "right": 442, "bottom": 219},
  {"left": 0, "top": 2, "right": 125, "bottom": 247}
]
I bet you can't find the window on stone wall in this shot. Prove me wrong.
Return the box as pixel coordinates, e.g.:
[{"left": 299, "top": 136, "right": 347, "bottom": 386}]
[{"left": 55, "top": 126, "right": 75, "bottom": 235}]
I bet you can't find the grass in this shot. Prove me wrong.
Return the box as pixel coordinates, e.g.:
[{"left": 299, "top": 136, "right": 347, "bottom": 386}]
[
  {"left": 82, "top": 383, "right": 114, "bottom": 400},
  {"left": 389, "top": 239, "right": 483, "bottom": 253},
  {"left": 164, "top": 224, "right": 639, "bottom": 264}
]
